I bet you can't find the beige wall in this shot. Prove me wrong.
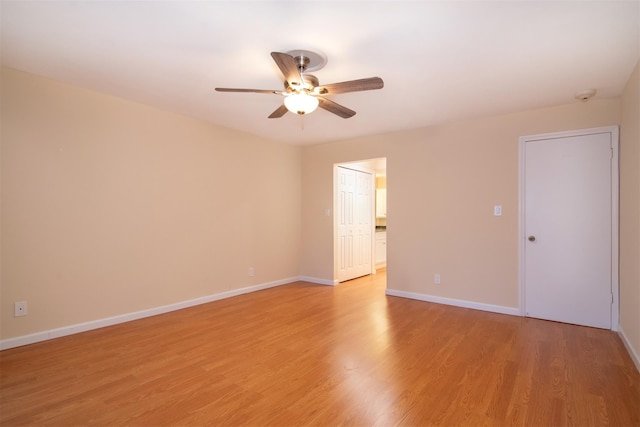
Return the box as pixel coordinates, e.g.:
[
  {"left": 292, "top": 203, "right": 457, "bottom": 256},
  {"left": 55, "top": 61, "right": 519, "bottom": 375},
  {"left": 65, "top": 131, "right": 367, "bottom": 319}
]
[
  {"left": 1, "top": 68, "right": 302, "bottom": 340},
  {"left": 620, "top": 60, "right": 640, "bottom": 362},
  {"left": 2, "top": 63, "right": 636, "bottom": 361},
  {"left": 301, "top": 99, "right": 621, "bottom": 309}
]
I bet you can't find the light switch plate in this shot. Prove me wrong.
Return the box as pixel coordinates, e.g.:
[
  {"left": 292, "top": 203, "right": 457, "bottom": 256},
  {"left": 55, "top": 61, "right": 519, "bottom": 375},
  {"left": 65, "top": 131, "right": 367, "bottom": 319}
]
[{"left": 494, "top": 205, "right": 502, "bottom": 216}]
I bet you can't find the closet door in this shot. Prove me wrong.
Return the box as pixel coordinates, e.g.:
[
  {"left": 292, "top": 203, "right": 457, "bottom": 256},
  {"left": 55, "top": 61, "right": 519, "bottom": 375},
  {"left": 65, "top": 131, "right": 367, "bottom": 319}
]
[
  {"left": 337, "top": 166, "right": 373, "bottom": 282},
  {"left": 522, "top": 128, "right": 617, "bottom": 329}
]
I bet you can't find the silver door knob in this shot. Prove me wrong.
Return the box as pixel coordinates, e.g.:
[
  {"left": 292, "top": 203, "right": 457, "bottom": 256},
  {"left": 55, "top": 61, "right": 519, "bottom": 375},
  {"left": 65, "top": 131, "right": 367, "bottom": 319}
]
[{"left": 528, "top": 235, "right": 536, "bottom": 242}]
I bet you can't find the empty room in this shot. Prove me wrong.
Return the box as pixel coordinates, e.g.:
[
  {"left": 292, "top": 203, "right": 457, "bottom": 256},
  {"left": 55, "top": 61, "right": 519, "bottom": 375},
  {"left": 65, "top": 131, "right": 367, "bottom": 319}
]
[{"left": 1, "top": 1, "right": 639, "bottom": 426}]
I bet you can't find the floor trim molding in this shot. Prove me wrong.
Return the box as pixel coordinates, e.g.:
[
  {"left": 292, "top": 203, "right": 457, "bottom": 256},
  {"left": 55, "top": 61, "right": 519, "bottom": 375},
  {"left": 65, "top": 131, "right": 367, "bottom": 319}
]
[
  {"left": 0, "top": 277, "right": 298, "bottom": 351},
  {"left": 299, "top": 276, "right": 336, "bottom": 286},
  {"left": 385, "top": 288, "right": 521, "bottom": 316},
  {"left": 618, "top": 324, "right": 640, "bottom": 373}
]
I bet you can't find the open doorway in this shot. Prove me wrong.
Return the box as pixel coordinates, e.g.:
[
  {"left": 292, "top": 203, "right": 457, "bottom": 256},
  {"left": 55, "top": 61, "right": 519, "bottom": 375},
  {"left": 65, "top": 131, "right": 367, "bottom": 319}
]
[{"left": 333, "top": 157, "right": 387, "bottom": 285}]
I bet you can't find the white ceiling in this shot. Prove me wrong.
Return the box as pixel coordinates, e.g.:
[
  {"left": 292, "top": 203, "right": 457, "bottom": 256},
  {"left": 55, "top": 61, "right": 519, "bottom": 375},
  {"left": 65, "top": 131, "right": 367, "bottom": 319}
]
[{"left": 2, "top": 1, "right": 638, "bottom": 146}]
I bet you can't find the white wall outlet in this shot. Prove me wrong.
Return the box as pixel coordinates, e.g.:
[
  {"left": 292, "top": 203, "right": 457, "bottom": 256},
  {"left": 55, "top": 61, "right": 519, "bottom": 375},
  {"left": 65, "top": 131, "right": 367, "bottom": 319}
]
[
  {"left": 494, "top": 205, "right": 502, "bottom": 216},
  {"left": 434, "top": 274, "right": 441, "bottom": 285},
  {"left": 14, "top": 301, "right": 27, "bottom": 317},
  {"left": 248, "top": 267, "right": 254, "bottom": 277}
]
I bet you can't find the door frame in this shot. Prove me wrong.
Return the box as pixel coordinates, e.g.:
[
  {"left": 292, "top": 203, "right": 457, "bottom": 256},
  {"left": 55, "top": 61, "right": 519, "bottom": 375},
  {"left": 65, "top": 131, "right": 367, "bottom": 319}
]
[
  {"left": 333, "top": 164, "right": 376, "bottom": 283},
  {"left": 518, "top": 126, "right": 619, "bottom": 330}
]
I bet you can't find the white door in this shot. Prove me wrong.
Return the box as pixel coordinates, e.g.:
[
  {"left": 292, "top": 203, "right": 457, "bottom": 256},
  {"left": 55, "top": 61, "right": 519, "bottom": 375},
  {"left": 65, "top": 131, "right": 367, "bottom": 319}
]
[
  {"left": 337, "top": 166, "right": 373, "bottom": 282},
  {"left": 522, "top": 128, "right": 618, "bottom": 329}
]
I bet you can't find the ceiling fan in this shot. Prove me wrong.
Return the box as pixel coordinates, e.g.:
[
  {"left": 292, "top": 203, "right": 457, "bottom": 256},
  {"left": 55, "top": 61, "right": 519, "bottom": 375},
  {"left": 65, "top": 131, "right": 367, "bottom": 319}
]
[{"left": 215, "top": 50, "right": 384, "bottom": 119}]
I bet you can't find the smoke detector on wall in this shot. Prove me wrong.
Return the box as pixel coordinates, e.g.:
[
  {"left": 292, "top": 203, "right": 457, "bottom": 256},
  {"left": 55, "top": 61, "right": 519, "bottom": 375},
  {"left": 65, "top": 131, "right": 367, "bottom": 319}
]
[{"left": 574, "top": 89, "right": 596, "bottom": 102}]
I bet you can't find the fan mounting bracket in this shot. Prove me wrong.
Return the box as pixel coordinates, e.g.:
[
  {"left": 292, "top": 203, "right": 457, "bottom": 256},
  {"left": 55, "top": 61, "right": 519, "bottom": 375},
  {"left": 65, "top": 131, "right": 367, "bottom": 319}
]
[{"left": 286, "top": 49, "right": 327, "bottom": 72}]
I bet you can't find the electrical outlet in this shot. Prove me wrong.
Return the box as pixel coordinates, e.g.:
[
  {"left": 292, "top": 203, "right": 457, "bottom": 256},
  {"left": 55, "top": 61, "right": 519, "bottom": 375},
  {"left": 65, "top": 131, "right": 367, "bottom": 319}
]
[
  {"left": 248, "top": 267, "right": 254, "bottom": 277},
  {"left": 434, "top": 274, "right": 441, "bottom": 285},
  {"left": 14, "top": 301, "right": 27, "bottom": 317}
]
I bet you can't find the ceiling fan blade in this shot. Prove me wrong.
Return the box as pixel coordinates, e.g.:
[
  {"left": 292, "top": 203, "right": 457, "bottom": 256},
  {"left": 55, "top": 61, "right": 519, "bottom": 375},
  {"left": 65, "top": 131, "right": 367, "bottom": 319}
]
[
  {"left": 215, "top": 88, "right": 279, "bottom": 94},
  {"left": 316, "top": 77, "right": 384, "bottom": 95},
  {"left": 268, "top": 104, "right": 289, "bottom": 119},
  {"left": 271, "top": 52, "right": 303, "bottom": 87},
  {"left": 317, "top": 97, "right": 356, "bottom": 119}
]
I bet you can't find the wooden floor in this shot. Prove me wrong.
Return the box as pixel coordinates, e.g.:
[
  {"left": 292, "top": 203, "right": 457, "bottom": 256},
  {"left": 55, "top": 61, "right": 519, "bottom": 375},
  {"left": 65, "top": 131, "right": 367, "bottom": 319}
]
[{"left": 1, "top": 270, "right": 639, "bottom": 426}]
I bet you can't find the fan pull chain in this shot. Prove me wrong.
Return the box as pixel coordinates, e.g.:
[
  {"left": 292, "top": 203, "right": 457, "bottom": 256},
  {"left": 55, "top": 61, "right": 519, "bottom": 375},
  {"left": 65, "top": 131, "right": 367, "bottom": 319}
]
[{"left": 299, "top": 114, "right": 305, "bottom": 131}]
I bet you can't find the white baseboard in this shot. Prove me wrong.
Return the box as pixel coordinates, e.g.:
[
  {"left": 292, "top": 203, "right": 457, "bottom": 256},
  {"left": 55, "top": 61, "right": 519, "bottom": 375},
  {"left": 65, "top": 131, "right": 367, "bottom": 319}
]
[
  {"left": 5, "top": 276, "right": 633, "bottom": 369},
  {"left": 618, "top": 324, "right": 640, "bottom": 373},
  {"left": 298, "top": 276, "right": 337, "bottom": 286},
  {"left": 0, "top": 276, "right": 298, "bottom": 351},
  {"left": 385, "top": 288, "right": 521, "bottom": 316}
]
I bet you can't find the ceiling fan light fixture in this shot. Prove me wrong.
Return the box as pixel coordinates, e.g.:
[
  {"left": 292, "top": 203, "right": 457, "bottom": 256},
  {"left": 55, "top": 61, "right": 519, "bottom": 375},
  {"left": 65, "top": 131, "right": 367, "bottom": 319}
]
[
  {"left": 216, "top": 51, "right": 383, "bottom": 119},
  {"left": 284, "top": 92, "right": 319, "bottom": 115}
]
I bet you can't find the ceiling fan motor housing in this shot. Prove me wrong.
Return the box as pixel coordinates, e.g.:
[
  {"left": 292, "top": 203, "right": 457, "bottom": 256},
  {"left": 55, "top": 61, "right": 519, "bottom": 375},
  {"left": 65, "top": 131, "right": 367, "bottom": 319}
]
[{"left": 286, "top": 74, "right": 319, "bottom": 93}]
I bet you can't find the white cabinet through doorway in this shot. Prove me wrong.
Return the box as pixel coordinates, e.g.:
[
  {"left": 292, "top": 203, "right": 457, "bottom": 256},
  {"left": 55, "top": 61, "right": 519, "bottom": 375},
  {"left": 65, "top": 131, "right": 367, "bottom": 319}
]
[{"left": 376, "top": 189, "right": 387, "bottom": 218}]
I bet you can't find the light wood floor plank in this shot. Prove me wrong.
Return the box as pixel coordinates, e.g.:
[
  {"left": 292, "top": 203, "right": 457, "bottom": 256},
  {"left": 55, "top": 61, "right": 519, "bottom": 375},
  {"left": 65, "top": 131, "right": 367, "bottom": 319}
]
[{"left": 1, "top": 271, "right": 638, "bottom": 426}]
